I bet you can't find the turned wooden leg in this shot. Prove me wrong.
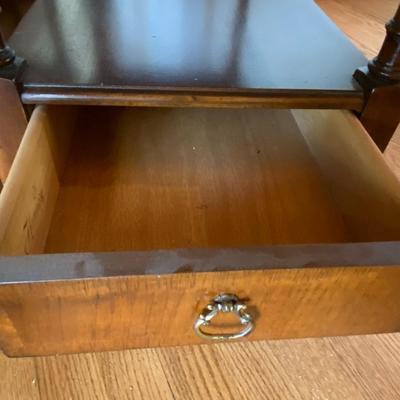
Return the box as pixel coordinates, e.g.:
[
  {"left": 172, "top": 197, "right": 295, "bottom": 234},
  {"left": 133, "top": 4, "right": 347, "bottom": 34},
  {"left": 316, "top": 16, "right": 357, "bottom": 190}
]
[
  {"left": 0, "top": 13, "right": 25, "bottom": 80},
  {"left": 354, "top": 5, "right": 400, "bottom": 152},
  {"left": 0, "top": 30, "right": 15, "bottom": 64}
]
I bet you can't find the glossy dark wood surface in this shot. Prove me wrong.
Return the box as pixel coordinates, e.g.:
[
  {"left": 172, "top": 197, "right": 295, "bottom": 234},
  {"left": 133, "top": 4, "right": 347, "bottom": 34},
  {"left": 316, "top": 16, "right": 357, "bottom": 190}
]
[{"left": 9, "top": 0, "right": 367, "bottom": 105}]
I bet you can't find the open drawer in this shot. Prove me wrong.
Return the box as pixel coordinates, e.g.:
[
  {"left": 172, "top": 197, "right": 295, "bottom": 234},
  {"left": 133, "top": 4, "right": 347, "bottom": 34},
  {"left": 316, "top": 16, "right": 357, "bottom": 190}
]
[{"left": 0, "top": 106, "right": 400, "bottom": 356}]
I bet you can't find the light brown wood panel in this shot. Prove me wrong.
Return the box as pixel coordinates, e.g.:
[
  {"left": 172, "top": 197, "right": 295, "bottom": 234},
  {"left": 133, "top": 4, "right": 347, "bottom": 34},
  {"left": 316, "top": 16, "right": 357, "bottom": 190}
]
[
  {"left": 44, "top": 107, "right": 350, "bottom": 254},
  {"left": 0, "top": 265, "right": 399, "bottom": 357},
  {"left": 293, "top": 109, "right": 400, "bottom": 240},
  {"left": 385, "top": 125, "right": 400, "bottom": 181},
  {"left": 0, "top": 106, "right": 75, "bottom": 255}
]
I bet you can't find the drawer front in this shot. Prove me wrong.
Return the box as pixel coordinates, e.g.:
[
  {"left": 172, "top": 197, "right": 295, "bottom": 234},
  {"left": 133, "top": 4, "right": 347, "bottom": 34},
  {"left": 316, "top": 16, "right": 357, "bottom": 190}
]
[{"left": 0, "top": 263, "right": 399, "bottom": 356}]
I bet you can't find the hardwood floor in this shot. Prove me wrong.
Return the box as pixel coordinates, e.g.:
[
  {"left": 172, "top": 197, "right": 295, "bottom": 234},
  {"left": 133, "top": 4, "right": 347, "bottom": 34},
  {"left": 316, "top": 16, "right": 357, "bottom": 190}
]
[
  {"left": 2, "top": 334, "right": 400, "bottom": 399},
  {"left": 1, "top": 1, "right": 400, "bottom": 399}
]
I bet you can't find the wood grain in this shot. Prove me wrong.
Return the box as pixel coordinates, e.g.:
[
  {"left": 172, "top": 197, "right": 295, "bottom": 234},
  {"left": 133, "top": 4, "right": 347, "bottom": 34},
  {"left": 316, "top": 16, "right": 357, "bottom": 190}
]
[
  {"left": 0, "top": 106, "right": 75, "bottom": 255},
  {"left": 385, "top": 125, "right": 400, "bottom": 181},
  {"left": 1, "top": 106, "right": 355, "bottom": 255},
  {"left": 359, "top": 85, "right": 400, "bottom": 152},
  {"left": 1, "top": 265, "right": 400, "bottom": 357},
  {"left": 44, "top": 107, "right": 351, "bottom": 254},
  {"left": 20, "top": 88, "right": 365, "bottom": 111},
  {"left": 293, "top": 109, "right": 400, "bottom": 240},
  {"left": 6, "top": 106, "right": 393, "bottom": 256},
  {"left": 1, "top": 334, "right": 400, "bottom": 399},
  {"left": 38, "top": 107, "right": 400, "bottom": 253},
  {"left": 2, "top": 106, "right": 398, "bottom": 257},
  {"left": 2, "top": 106, "right": 400, "bottom": 357},
  {"left": 0, "top": 353, "right": 39, "bottom": 399}
]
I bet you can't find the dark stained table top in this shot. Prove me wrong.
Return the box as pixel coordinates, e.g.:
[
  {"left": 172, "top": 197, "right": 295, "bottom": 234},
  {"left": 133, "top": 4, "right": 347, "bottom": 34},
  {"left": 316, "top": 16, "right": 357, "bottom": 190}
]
[{"left": 9, "top": 0, "right": 368, "bottom": 105}]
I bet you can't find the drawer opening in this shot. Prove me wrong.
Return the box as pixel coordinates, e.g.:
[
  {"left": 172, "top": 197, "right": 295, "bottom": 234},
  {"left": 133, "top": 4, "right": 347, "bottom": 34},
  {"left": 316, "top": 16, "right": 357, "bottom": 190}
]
[{"left": 1, "top": 106, "right": 400, "bottom": 256}]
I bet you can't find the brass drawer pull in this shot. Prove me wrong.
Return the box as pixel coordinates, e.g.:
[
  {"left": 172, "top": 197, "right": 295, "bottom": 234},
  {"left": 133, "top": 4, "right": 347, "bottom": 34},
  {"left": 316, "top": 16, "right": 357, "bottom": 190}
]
[{"left": 194, "top": 293, "right": 254, "bottom": 340}]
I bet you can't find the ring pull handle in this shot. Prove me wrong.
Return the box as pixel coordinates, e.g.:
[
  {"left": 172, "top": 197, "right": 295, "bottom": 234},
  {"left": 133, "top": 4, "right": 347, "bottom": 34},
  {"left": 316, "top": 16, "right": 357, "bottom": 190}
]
[{"left": 193, "top": 293, "right": 255, "bottom": 340}]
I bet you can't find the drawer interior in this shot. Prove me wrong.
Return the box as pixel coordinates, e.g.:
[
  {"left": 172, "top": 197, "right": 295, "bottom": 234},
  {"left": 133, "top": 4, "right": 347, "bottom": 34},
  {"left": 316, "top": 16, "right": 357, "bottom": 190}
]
[{"left": 1, "top": 106, "right": 400, "bottom": 256}]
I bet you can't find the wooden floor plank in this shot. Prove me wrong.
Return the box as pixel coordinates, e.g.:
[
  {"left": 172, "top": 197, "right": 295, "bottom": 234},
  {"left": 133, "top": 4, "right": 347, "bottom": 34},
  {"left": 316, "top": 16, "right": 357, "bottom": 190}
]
[
  {"left": 317, "top": 0, "right": 386, "bottom": 58},
  {"left": 0, "top": 354, "right": 40, "bottom": 400},
  {"left": 327, "top": 334, "right": 400, "bottom": 399}
]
